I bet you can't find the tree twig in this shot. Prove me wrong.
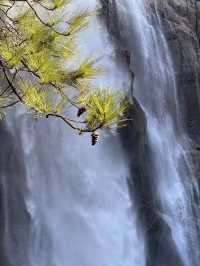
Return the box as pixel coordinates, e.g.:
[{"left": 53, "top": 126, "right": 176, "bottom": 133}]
[
  {"left": 0, "top": 100, "right": 19, "bottom": 109},
  {"left": 0, "top": 61, "right": 23, "bottom": 102}
]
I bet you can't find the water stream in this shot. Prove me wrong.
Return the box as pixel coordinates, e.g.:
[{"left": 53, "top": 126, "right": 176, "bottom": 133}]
[
  {"left": 113, "top": 0, "right": 200, "bottom": 265},
  {"left": 0, "top": 0, "right": 200, "bottom": 266},
  {"left": 1, "top": 1, "right": 145, "bottom": 265}
]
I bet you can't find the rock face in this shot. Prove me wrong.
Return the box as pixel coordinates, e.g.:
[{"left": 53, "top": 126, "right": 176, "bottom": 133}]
[
  {"left": 154, "top": 0, "right": 200, "bottom": 140},
  {"left": 152, "top": 5, "right": 200, "bottom": 244},
  {"left": 0, "top": 1, "right": 200, "bottom": 266},
  {"left": 119, "top": 100, "right": 184, "bottom": 266},
  {"left": 101, "top": 0, "right": 200, "bottom": 197},
  {"left": 0, "top": 122, "right": 31, "bottom": 266},
  {"left": 154, "top": 0, "right": 200, "bottom": 181},
  {"left": 101, "top": 0, "right": 200, "bottom": 265}
]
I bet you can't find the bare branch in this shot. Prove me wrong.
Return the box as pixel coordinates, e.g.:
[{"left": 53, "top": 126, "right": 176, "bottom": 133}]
[
  {"left": 0, "top": 61, "right": 23, "bottom": 102},
  {"left": 0, "top": 100, "right": 19, "bottom": 109},
  {"left": 46, "top": 113, "right": 104, "bottom": 133}
]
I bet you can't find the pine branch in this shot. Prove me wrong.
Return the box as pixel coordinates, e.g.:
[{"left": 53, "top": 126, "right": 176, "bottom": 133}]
[
  {"left": 0, "top": 100, "right": 19, "bottom": 109},
  {"left": 46, "top": 113, "right": 104, "bottom": 133},
  {"left": 0, "top": 0, "right": 128, "bottom": 143},
  {"left": 0, "top": 61, "right": 23, "bottom": 102},
  {"left": 25, "top": 0, "right": 71, "bottom": 36}
]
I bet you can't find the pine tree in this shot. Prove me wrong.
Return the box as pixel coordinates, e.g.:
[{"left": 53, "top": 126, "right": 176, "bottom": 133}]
[{"left": 0, "top": 0, "right": 129, "bottom": 144}]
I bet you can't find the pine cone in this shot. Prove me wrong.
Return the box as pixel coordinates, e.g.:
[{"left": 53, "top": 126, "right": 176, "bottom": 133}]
[
  {"left": 77, "top": 107, "right": 86, "bottom": 117},
  {"left": 91, "top": 132, "right": 100, "bottom": 146}
]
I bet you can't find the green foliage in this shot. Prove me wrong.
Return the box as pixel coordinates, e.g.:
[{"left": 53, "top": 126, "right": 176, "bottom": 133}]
[
  {"left": 66, "top": 59, "right": 103, "bottom": 85},
  {"left": 54, "top": 0, "right": 69, "bottom": 8},
  {"left": 22, "top": 82, "right": 54, "bottom": 114},
  {"left": 0, "top": 0, "right": 129, "bottom": 144},
  {"left": 79, "top": 89, "right": 129, "bottom": 130},
  {"left": 68, "top": 10, "right": 95, "bottom": 35}
]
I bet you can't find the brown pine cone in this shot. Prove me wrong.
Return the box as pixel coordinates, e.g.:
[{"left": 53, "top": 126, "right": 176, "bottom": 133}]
[
  {"left": 77, "top": 107, "right": 86, "bottom": 117},
  {"left": 91, "top": 131, "right": 100, "bottom": 146}
]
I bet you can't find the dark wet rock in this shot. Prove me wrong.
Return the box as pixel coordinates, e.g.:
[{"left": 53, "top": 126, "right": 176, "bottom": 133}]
[
  {"left": 147, "top": 7, "right": 200, "bottom": 260},
  {"left": 146, "top": 215, "right": 183, "bottom": 266},
  {"left": 154, "top": 0, "right": 200, "bottom": 144},
  {"left": 0, "top": 122, "right": 31, "bottom": 266},
  {"left": 119, "top": 100, "right": 184, "bottom": 266},
  {"left": 148, "top": 0, "right": 200, "bottom": 264},
  {"left": 152, "top": 2, "right": 200, "bottom": 231},
  {"left": 101, "top": 1, "right": 200, "bottom": 265}
]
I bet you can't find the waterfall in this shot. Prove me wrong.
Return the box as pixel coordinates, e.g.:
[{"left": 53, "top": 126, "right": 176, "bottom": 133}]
[
  {"left": 112, "top": 0, "right": 200, "bottom": 265},
  {"left": 0, "top": 1, "right": 146, "bottom": 265},
  {"left": 1, "top": 0, "right": 200, "bottom": 266},
  {"left": 19, "top": 119, "right": 142, "bottom": 266}
]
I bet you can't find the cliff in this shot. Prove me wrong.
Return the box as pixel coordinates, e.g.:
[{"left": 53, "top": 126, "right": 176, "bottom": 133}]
[
  {"left": 101, "top": 0, "right": 200, "bottom": 265},
  {"left": 154, "top": 0, "right": 200, "bottom": 184},
  {"left": 158, "top": 2, "right": 200, "bottom": 263},
  {"left": 154, "top": 0, "right": 200, "bottom": 140}
]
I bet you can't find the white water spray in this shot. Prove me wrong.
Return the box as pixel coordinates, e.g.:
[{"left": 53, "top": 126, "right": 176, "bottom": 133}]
[
  {"left": 114, "top": 0, "right": 200, "bottom": 265},
  {"left": 5, "top": 1, "right": 146, "bottom": 265}
]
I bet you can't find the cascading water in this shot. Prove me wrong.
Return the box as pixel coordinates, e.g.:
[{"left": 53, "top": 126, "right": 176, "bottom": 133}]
[
  {"left": 0, "top": 1, "right": 146, "bottom": 265},
  {"left": 1, "top": 0, "right": 200, "bottom": 266},
  {"left": 113, "top": 0, "right": 200, "bottom": 265},
  {"left": 20, "top": 119, "right": 144, "bottom": 266}
]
